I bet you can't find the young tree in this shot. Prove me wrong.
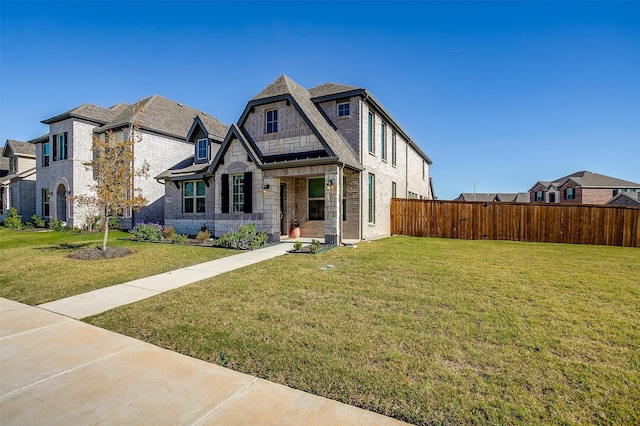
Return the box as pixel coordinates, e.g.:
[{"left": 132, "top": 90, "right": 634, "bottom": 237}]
[{"left": 73, "top": 105, "right": 149, "bottom": 251}]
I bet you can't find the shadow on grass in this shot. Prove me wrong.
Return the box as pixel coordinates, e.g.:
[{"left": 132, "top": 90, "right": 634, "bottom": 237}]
[{"left": 38, "top": 243, "right": 93, "bottom": 252}]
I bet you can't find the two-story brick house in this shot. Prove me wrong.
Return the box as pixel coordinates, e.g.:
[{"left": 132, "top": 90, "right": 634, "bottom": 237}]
[
  {"left": 529, "top": 171, "right": 640, "bottom": 205},
  {"left": 0, "top": 140, "right": 37, "bottom": 220},
  {"left": 32, "top": 96, "right": 226, "bottom": 228},
  {"left": 158, "top": 75, "right": 433, "bottom": 243}
]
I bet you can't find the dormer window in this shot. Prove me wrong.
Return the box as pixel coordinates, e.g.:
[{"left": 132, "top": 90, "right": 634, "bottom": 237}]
[
  {"left": 337, "top": 102, "right": 350, "bottom": 117},
  {"left": 9, "top": 156, "right": 15, "bottom": 173},
  {"left": 197, "top": 138, "right": 208, "bottom": 160},
  {"left": 266, "top": 109, "right": 278, "bottom": 134}
]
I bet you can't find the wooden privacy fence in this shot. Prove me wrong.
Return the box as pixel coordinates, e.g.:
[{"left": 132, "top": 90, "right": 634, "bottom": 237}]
[{"left": 391, "top": 199, "right": 640, "bottom": 247}]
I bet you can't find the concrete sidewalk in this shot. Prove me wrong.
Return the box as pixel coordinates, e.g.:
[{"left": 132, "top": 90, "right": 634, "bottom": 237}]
[
  {"left": 0, "top": 298, "right": 406, "bottom": 425},
  {"left": 39, "top": 243, "right": 294, "bottom": 319}
]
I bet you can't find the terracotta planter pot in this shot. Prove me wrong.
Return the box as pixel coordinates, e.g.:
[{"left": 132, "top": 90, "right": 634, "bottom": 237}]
[{"left": 290, "top": 227, "right": 300, "bottom": 238}]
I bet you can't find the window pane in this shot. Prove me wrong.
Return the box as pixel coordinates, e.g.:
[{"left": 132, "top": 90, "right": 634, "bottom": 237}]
[
  {"left": 184, "top": 198, "right": 194, "bottom": 214},
  {"left": 196, "top": 198, "right": 206, "bottom": 213},
  {"left": 309, "top": 200, "right": 325, "bottom": 221},
  {"left": 233, "top": 175, "right": 244, "bottom": 213},
  {"left": 308, "top": 178, "right": 325, "bottom": 199},
  {"left": 184, "top": 182, "right": 194, "bottom": 197},
  {"left": 196, "top": 181, "right": 205, "bottom": 196}
]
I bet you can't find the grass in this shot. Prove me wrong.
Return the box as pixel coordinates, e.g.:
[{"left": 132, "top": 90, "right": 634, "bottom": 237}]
[
  {"left": 0, "top": 228, "right": 233, "bottom": 304},
  {"left": 85, "top": 236, "right": 640, "bottom": 425}
]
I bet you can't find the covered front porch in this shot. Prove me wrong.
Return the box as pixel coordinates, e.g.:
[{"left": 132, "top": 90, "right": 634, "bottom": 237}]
[{"left": 261, "top": 164, "right": 360, "bottom": 244}]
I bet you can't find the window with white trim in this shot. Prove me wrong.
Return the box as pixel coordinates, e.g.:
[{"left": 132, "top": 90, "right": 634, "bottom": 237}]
[
  {"left": 266, "top": 109, "right": 278, "bottom": 134},
  {"left": 183, "top": 181, "right": 206, "bottom": 213},
  {"left": 367, "top": 112, "right": 374, "bottom": 154},
  {"left": 42, "top": 143, "right": 50, "bottom": 167},
  {"left": 368, "top": 173, "right": 375, "bottom": 223},
  {"left": 391, "top": 131, "right": 397, "bottom": 166},
  {"left": 197, "top": 139, "right": 208, "bottom": 160},
  {"left": 337, "top": 102, "right": 350, "bottom": 117},
  {"left": 381, "top": 123, "right": 387, "bottom": 161},
  {"left": 42, "top": 188, "right": 50, "bottom": 217},
  {"left": 232, "top": 174, "right": 245, "bottom": 213},
  {"left": 308, "top": 177, "right": 325, "bottom": 221}
]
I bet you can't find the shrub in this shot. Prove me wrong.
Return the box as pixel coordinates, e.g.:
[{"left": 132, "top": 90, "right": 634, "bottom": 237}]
[
  {"left": 84, "top": 215, "right": 102, "bottom": 232},
  {"left": 162, "top": 226, "right": 177, "bottom": 241},
  {"left": 107, "top": 217, "right": 120, "bottom": 230},
  {"left": 215, "top": 222, "right": 268, "bottom": 250},
  {"left": 130, "top": 222, "right": 162, "bottom": 242},
  {"left": 31, "top": 214, "right": 46, "bottom": 228},
  {"left": 49, "top": 219, "right": 66, "bottom": 232},
  {"left": 196, "top": 229, "right": 211, "bottom": 243},
  {"left": 309, "top": 239, "right": 320, "bottom": 254},
  {"left": 173, "top": 234, "right": 188, "bottom": 244},
  {"left": 293, "top": 241, "right": 303, "bottom": 251},
  {"left": 4, "top": 207, "right": 22, "bottom": 229}
]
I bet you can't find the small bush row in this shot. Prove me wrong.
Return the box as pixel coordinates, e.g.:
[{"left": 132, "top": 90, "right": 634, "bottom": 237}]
[
  {"left": 129, "top": 222, "right": 189, "bottom": 244},
  {"left": 214, "top": 222, "right": 268, "bottom": 250}
]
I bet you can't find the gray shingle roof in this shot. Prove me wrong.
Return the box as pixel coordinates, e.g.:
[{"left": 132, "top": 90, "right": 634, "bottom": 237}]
[
  {"left": 155, "top": 156, "right": 210, "bottom": 180},
  {"left": 97, "top": 95, "right": 226, "bottom": 140},
  {"left": 606, "top": 191, "right": 640, "bottom": 205},
  {"left": 0, "top": 156, "right": 9, "bottom": 173},
  {"left": 42, "top": 103, "right": 128, "bottom": 125},
  {"left": 552, "top": 171, "right": 640, "bottom": 188},
  {"left": 3, "top": 140, "right": 36, "bottom": 157},
  {"left": 248, "top": 75, "right": 361, "bottom": 170},
  {"left": 308, "top": 82, "right": 360, "bottom": 99},
  {"left": 195, "top": 114, "right": 229, "bottom": 140}
]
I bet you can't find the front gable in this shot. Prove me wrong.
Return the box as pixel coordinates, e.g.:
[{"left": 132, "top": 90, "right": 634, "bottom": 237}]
[{"left": 187, "top": 117, "right": 214, "bottom": 165}]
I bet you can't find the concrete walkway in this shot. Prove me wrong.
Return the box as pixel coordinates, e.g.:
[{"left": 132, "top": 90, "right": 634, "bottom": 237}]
[
  {"left": 2, "top": 243, "right": 407, "bottom": 425},
  {"left": 0, "top": 298, "right": 405, "bottom": 425},
  {"left": 38, "top": 243, "right": 293, "bottom": 319}
]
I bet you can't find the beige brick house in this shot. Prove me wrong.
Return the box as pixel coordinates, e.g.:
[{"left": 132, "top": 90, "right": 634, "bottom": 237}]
[
  {"left": 529, "top": 171, "right": 640, "bottom": 205},
  {"left": 158, "top": 75, "right": 433, "bottom": 243},
  {"left": 31, "top": 96, "right": 226, "bottom": 228}
]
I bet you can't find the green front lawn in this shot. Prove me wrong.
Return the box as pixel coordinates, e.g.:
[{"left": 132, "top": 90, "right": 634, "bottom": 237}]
[
  {"left": 85, "top": 237, "right": 640, "bottom": 425},
  {"left": 0, "top": 229, "right": 233, "bottom": 304}
]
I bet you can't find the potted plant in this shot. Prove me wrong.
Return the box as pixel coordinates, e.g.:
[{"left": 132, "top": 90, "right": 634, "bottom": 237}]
[{"left": 289, "top": 219, "right": 300, "bottom": 238}]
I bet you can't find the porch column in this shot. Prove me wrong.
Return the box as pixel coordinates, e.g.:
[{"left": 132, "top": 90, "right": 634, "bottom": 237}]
[
  {"left": 262, "top": 177, "right": 280, "bottom": 242},
  {"left": 325, "top": 167, "right": 340, "bottom": 244}
]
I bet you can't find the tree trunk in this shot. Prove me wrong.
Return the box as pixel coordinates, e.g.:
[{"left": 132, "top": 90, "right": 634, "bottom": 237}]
[{"left": 102, "top": 220, "right": 109, "bottom": 251}]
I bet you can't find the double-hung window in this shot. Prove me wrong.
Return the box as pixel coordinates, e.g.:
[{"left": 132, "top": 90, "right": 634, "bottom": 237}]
[
  {"left": 368, "top": 173, "right": 375, "bottom": 223},
  {"left": 42, "top": 188, "right": 50, "bottom": 217},
  {"left": 337, "top": 102, "right": 350, "bottom": 117},
  {"left": 266, "top": 109, "right": 278, "bottom": 134},
  {"left": 232, "top": 175, "right": 245, "bottom": 213},
  {"left": 392, "top": 182, "right": 397, "bottom": 198},
  {"left": 535, "top": 191, "right": 543, "bottom": 202},
  {"left": 183, "top": 181, "right": 206, "bottom": 213},
  {"left": 53, "top": 132, "right": 68, "bottom": 161},
  {"left": 391, "top": 132, "right": 397, "bottom": 166},
  {"left": 197, "top": 139, "right": 208, "bottom": 161},
  {"left": 42, "top": 143, "right": 50, "bottom": 167},
  {"left": 367, "top": 112, "right": 374, "bottom": 154},
  {"left": 308, "top": 177, "right": 325, "bottom": 221},
  {"left": 381, "top": 123, "right": 387, "bottom": 161}
]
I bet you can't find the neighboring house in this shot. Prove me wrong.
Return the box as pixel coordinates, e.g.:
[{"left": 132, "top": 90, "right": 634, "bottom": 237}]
[
  {"left": 606, "top": 191, "right": 640, "bottom": 207},
  {"left": 32, "top": 96, "right": 226, "bottom": 228},
  {"left": 0, "top": 140, "right": 37, "bottom": 220},
  {"left": 529, "top": 171, "right": 640, "bottom": 205},
  {"left": 454, "top": 192, "right": 529, "bottom": 202},
  {"left": 158, "top": 75, "right": 433, "bottom": 243}
]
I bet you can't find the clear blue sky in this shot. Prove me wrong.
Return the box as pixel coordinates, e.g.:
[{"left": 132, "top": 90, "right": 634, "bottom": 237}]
[{"left": 1, "top": 1, "right": 638, "bottom": 199}]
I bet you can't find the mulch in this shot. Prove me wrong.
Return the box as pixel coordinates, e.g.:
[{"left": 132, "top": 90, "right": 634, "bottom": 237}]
[{"left": 67, "top": 247, "right": 134, "bottom": 260}]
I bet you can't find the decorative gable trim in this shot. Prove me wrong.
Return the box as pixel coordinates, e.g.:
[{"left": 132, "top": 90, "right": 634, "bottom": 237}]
[
  {"left": 209, "top": 124, "right": 262, "bottom": 175},
  {"left": 238, "top": 94, "right": 337, "bottom": 159}
]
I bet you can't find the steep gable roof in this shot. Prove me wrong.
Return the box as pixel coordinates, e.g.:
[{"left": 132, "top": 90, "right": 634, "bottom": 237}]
[
  {"left": 97, "top": 95, "right": 226, "bottom": 141},
  {"left": 242, "top": 75, "right": 361, "bottom": 170},
  {"left": 0, "top": 156, "right": 9, "bottom": 174},
  {"left": 42, "top": 103, "right": 128, "bottom": 125},
  {"left": 209, "top": 124, "right": 263, "bottom": 174},
  {"left": 3, "top": 140, "right": 36, "bottom": 157},
  {"left": 186, "top": 115, "right": 229, "bottom": 142}
]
